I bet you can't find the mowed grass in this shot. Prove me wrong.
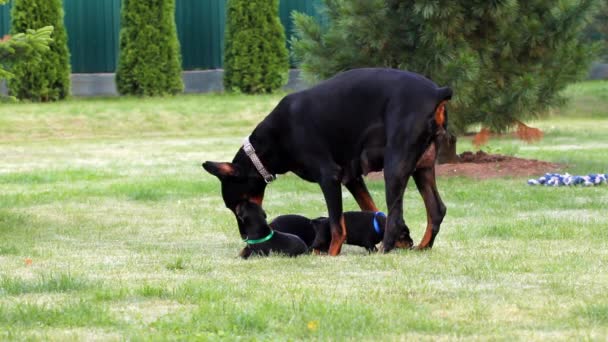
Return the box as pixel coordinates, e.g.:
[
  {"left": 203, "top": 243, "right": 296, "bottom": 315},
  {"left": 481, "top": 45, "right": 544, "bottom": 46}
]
[{"left": 1, "top": 82, "right": 607, "bottom": 340}]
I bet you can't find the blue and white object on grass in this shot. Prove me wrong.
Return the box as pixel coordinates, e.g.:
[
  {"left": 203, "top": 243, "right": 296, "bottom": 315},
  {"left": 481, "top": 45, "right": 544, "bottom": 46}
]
[{"left": 527, "top": 173, "right": 608, "bottom": 186}]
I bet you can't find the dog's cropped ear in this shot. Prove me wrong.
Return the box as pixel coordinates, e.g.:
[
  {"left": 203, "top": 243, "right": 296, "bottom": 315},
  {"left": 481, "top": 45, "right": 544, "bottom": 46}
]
[{"left": 202, "top": 161, "right": 241, "bottom": 180}]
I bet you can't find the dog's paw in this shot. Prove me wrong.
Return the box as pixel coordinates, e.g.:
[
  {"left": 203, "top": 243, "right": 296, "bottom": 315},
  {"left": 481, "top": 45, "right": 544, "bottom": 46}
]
[
  {"left": 239, "top": 246, "right": 253, "bottom": 259},
  {"left": 412, "top": 244, "right": 432, "bottom": 251}
]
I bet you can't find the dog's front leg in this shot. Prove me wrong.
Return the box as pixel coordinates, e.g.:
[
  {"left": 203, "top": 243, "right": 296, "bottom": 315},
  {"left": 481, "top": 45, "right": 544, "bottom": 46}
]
[
  {"left": 239, "top": 246, "right": 253, "bottom": 259},
  {"left": 382, "top": 147, "right": 416, "bottom": 252},
  {"left": 319, "top": 168, "right": 347, "bottom": 256}
]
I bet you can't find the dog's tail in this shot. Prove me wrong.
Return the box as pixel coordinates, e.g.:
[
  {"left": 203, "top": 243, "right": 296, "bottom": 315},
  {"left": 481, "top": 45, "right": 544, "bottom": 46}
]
[
  {"left": 437, "top": 86, "right": 453, "bottom": 101},
  {"left": 434, "top": 87, "right": 452, "bottom": 128}
]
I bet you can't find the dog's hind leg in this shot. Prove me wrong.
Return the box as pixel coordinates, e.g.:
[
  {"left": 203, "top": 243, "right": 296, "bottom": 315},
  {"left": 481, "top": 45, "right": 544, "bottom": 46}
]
[
  {"left": 345, "top": 177, "right": 379, "bottom": 212},
  {"left": 413, "top": 165, "right": 446, "bottom": 249}
]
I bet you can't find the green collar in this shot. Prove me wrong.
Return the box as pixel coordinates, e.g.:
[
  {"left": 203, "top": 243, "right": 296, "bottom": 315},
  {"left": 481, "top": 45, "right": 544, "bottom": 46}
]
[{"left": 243, "top": 230, "right": 274, "bottom": 245}]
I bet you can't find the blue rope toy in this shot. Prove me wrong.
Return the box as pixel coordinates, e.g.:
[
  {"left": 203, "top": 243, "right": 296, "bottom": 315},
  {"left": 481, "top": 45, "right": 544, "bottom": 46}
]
[{"left": 528, "top": 173, "right": 608, "bottom": 186}]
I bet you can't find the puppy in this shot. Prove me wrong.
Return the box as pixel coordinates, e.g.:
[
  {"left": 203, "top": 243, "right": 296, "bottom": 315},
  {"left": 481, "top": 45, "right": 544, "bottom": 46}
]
[
  {"left": 268, "top": 214, "right": 317, "bottom": 247},
  {"left": 235, "top": 202, "right": 308, "bottom": 259},
  {"left": 312, "top": 211, "right": 386, "bottom": 253},
  {"left": 263, "top": 211, "right": 386, "bottom": 253}
]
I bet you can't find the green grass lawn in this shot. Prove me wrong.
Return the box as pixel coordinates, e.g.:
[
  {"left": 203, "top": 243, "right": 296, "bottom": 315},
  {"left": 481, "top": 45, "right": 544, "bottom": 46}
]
[{"left": 1, "top": 81, "right": 607, "bottom": 340}]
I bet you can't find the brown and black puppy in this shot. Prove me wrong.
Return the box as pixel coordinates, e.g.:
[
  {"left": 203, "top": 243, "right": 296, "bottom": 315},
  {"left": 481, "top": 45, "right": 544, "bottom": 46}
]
[
  {"left": 311, "top": 211, "right": 386, "bottom": 253},
  {"left": 268, "top": 214, "right": 317, "bottom": 247},
  {"left": 236, "top": 202, "right": 308, "bottom": 259},
  {"left": 260, "top": 211, "right": 386, "bottom": 253}
]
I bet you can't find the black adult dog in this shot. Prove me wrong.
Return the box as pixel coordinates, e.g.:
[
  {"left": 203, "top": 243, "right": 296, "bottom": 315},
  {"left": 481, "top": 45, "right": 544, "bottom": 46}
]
[
  {"left": 204, "top": 68, "right": 452, "bottom": 255},
  {"left": 236, "top": 202, "right": 308, "bottom": 259}
]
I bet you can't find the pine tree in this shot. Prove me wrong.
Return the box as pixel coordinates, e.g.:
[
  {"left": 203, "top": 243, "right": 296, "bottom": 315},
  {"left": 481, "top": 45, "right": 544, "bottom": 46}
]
[
  {"left": 224, "top": 0, "right": 289, "bottom": 94},
  {"left": 8, "top": 0, "right": 71, "bottom": 101},
  {"left": 292, "top": 0, "right": 598, "bottom": 162},
  {"left": 116, "top": 0, "right": 183, "bottom": 96},
  {"left": 584, "top": 1, "right": 608, "bottom": 61},
  {"left": 0, "top": 26, "right": 53, "bottom": 82}
]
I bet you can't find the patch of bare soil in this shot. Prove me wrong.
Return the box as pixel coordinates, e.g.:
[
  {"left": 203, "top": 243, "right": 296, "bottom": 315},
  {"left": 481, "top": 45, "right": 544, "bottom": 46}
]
[
  {"left": 368, "top": 151, "right": 563, "bottom": 180},
  {"left": 436, "top": 151, "right": 563, "bottom": 179}
]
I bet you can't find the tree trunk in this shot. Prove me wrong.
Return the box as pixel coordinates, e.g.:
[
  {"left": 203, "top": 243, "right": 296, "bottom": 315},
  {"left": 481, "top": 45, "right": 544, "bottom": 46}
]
[{"left": 437, "top": 132, "right": 460, "bottom": 164}]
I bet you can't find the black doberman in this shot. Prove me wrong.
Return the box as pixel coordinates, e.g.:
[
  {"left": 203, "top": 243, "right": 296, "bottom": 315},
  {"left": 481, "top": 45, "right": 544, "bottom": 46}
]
[
  {"left": 235, "top": 202, "right": 308, "bottom": 259},
  {"left": 204, "top": 68, "right": 452, "bottom": 255},
  {"left": 311, "top": 211, "right": 386, "bottom": 253}
]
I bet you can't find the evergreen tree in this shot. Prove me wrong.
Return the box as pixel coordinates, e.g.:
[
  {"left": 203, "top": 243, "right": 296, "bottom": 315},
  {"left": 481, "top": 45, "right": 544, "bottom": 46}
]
[
  {"left": 224, "top": 0, "right": 289, "bottom": 94},
  {"left": 116, "top": 0, "right": 183, "bottom": 96},
  {"left": 8, "top": 0, "right": 71, "bottom": 101},
  {"left": 583, "top": 1, "right": 607, "bottom": 61},
  {"left": 0, "top": 26, "right": 53, "bottom": 82},
  {"left": 292, "top": 0, "right": 598, "bottom": 161}
]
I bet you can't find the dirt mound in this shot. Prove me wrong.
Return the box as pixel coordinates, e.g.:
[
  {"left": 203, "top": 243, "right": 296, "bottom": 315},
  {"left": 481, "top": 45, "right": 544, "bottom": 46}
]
[
  {"left": 367, "top": 151, "right": 563, "bottom": 180},
  {"left": 436, "top": 151, "right": 563, "bottom": 179}
]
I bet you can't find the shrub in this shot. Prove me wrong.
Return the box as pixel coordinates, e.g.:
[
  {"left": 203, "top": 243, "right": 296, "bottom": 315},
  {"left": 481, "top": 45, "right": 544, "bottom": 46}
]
[
  {"left": 116, "top": 0, "right": 183, "bottom": 96},
  {"left": 224, "top": 0, "right": 289, "bottom": 94},
  {"left": 8, "top": 0, "right": 71, "bottom": 101}
]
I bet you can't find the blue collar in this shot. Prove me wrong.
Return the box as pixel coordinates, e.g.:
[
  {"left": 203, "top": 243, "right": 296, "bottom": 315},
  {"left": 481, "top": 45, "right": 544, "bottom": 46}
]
[{"left": 373, "top": 211, "right": 386, "bottom": 234}]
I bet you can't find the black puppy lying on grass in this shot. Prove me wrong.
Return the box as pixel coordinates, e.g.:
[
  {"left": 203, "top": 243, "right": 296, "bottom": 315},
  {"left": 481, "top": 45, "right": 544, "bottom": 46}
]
[
  {"left": 236, "top": 202, "right": 308, "bottom": 259},
  {"left": 267, "top": 214, "right": 317, "bottom": 247},
  {"left": 311, "top": 211, "right": 386, "bottom": 253},
  {"left": 240, "top": 211, "right": 386, "bottom": 256}
]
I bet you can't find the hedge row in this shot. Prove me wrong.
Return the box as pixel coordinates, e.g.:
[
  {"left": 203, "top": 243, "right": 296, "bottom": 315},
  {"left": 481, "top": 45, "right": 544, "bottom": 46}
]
[{"left": 8, "top": 0, "right": 288, "bottom": 100}]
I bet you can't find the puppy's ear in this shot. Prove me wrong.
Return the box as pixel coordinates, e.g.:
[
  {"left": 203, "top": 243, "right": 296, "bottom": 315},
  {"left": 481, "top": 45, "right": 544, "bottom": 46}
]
[
  {"left": 234, "top": 203, "right": 247, "bottom": 223},
  {"left": 202, "top": 161, "right": 242, "bottom": 180}
]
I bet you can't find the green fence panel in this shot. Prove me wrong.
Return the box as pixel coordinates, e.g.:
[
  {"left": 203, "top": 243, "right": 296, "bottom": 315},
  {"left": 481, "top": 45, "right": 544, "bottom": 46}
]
[
  {"left": 64, "top": 0, "right": 121, "bottom": 73},
  {"left": 0, "top": 0, "right": 120, "bottom": 73},
  {"left": 175, "top": 0, "right": 226, "bottom": 70},
  {"left": 0, "top": 0, "right": 323, "bottom": 73},
  {"left": 0, "top": 3, "right": 9, "bottom": 36}
]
